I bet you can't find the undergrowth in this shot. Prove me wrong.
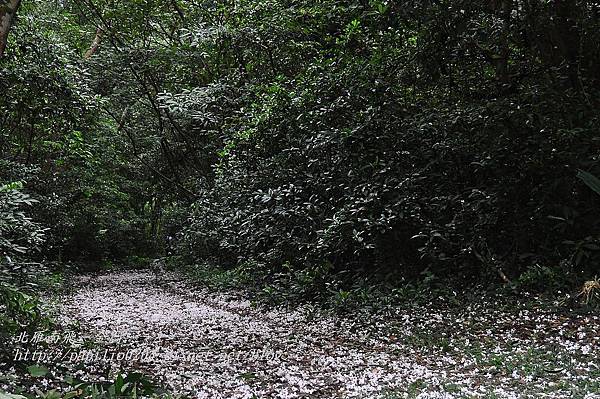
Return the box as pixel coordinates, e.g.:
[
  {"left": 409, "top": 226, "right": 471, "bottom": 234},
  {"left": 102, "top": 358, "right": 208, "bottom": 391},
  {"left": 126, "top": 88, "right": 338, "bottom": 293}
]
[{"left": 183, "top": 259, "right": 600, "bottom": 314}]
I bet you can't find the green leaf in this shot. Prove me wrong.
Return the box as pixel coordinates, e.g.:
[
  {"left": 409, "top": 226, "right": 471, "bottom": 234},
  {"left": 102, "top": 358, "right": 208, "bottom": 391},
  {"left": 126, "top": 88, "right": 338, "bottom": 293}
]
[
  {"left": 0, "top": 181, "right": 23, "bottom": 192},
  {"left": 239, "top": 372, "right": 257, "bottom": 382},
  {"left": 42, "top": 389, "right": 61, "bottom": 399},
  {"left": 120, "top": 382, "right": 131, "bottom": 394},
  {"left": 577, "top": 170, "right": 600, "bottom": 196},
  {"left": 27, "top": 365, "right": 49, "bottom": 377},
  {"left": 62, "top": 391, "right": 80, "bottom": 399},
  {"left": 114, "top": 373, "right": 124, "bottom": 393},
  {"left": 0, "top": 393, "right": 28, "bottom": 399}
]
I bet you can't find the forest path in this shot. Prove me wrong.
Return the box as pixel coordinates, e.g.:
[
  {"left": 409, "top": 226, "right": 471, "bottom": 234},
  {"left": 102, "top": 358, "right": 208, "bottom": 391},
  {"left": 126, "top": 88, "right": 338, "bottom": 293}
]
[
  {"left": 57, "top": 271, "right": 600, "bottom": 399},
  {"left": 57, "top": 271, "right": 426, "bottom": 398}
]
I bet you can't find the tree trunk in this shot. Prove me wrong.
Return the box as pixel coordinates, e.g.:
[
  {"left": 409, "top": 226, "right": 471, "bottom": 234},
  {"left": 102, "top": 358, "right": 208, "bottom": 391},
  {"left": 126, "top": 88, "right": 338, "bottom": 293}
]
[
  {"left": 84, "top": 27, "right": 103, "bottom": 59},
  {"left": 0, "top": 0, "right": 21, "bottom": 58}
]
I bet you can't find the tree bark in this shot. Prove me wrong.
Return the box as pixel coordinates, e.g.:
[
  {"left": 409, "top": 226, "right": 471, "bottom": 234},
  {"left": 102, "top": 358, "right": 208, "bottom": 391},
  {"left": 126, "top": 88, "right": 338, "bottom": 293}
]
[
  {"left": 0, "top": 0, "right": 21, "bottom": 58},
  {"left": 84, "top": 27, "right": 103, "bottom": 59}
]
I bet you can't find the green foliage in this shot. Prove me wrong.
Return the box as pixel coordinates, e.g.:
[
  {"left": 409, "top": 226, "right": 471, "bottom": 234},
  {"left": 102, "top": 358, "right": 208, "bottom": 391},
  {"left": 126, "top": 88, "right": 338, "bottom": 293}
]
[
  {"left": 0, "top": 394, "right": 28, "bottom": 399},
  {"left": 3, "top": 371, "right": 179, "bottom": 399},
  {"left": 0, "top": 285, "right": 41, "bottom": 335},
  {"left": 26, "top": 365, "right": 49, "bottom": 378},
  {"left": 0, "top": 181, "right": 47, "bottom": 356},
  {"left": 56, "top": 372, "right": 163, "bottom": 399},
  {"left": 3, "top": 0, "right": 600, "bottom": 295},
  {"left": 0, "top": 0, "right": 156, "bottom": 262},
  {"left": 0, "top": 183, "right": 45, "bottom": 260},
  {"left": 175, "top": 0, "right": 600, "bottom": 286},
  {"left": 2, "top": 3, "right": 600, "bottom": 395},
  {"left": 515, "top": 264, "right": 572, "bottom": 293}
]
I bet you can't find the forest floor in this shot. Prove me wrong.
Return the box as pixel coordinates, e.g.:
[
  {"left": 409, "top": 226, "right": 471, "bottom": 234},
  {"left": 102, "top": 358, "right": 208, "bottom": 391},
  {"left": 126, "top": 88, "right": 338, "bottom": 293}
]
[{"left": 45, "top": 271, "right": 600, "bottom": 398}]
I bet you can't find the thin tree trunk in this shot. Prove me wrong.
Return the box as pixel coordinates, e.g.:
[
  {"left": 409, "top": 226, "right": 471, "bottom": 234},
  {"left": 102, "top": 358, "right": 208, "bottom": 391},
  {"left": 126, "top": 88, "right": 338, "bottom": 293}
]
[
  {"left": 0, "top": 0, "right": 21, "bottom": 58},
  {"left": 84, "top": 27, "right": 103, "bottom": 59}
]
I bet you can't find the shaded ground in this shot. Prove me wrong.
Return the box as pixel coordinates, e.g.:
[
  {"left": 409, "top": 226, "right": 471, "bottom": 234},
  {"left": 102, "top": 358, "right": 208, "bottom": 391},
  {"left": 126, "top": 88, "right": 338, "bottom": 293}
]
[{"left": 55, "top": 271, "right": 599, "bottom": 398}]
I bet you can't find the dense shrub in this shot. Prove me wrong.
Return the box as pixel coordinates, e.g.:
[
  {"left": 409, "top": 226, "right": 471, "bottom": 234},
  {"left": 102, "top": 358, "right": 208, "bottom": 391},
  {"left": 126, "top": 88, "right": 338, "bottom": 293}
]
[
  {"left": 0, "top": 182, "right": 46, "bottom": 263},
  {"left": 174, "top": 1, "right": 600, "bottom": 283},
  {"left": 0, "top": 180, "right": 47, "bottom": 360}
]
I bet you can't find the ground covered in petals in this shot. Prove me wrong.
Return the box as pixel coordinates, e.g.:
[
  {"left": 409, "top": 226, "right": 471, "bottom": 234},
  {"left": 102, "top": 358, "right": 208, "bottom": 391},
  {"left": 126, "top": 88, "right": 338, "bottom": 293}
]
[{"left": 55, "top": 271, "right": 599, "bottom": 398}]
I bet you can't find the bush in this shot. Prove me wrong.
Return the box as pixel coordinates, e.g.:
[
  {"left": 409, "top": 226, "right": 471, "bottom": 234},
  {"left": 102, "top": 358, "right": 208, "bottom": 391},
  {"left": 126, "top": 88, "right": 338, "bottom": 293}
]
[
  {"left": 0, "top": 181, "right": 48, "bottom": 361},
  {"left": 168, "top": 1, "right": 600, "bottom": 287}
]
